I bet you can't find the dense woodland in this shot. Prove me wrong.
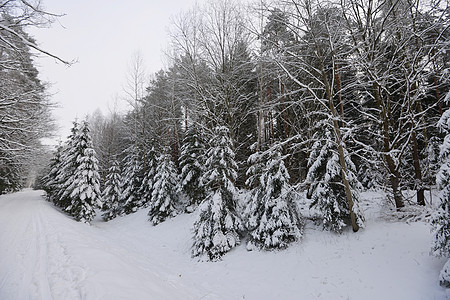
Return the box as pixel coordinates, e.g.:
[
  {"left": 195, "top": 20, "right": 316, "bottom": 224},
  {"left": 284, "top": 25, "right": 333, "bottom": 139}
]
[{"left": 1, "top": 0, "right": 449, "bottom": 280}]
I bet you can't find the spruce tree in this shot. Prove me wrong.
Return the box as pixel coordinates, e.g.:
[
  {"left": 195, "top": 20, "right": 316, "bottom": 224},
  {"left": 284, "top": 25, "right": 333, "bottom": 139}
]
[
  {"left": 102, "top": 160, "right": 123, "bottom": 221},
  {"left": 139, "top": 146, "right": 159, "bottom": 208},
  {"left": 148, "top": 150, "right": 179, "bottom": 225},
  {"left": 63, "top": 121, "right": 103, "bottom": 223},
  {"left": 120, "top": 146, "right": 145, "bottom": 214},
  {"left": 306, "top": 127, "right": 364, "bottom": 233},
  {"left": 43, "top": 142, "right": 64, "bottom": 204},
  {"left": 192, "top": 126, "right": 243, "bottom": 260},
  {"left": 179, "top": 124, "right": 206, "bottom": 211},
  {"left": 246, "top": 144, "right": 302, "bottom": 250},
  {"left": 244, "top": 147, "right": 265, "bottom": 226},
  {"left": 432, "top": 97, "right": 450, "bottom": 287},
  {"left": 55, "top": 121, "right": 80, "bottom": 209}
]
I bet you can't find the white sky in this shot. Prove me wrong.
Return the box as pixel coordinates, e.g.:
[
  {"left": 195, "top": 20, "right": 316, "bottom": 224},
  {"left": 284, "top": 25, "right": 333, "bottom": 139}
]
[{"left": 29, "top": 0, "right": 201, "bottom": 142}]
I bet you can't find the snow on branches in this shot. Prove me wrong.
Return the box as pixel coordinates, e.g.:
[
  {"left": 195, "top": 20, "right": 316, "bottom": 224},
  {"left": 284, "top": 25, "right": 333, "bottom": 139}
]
[
  {"left": 102, "top": 160, "right": 123, "bottom": 221},
  {"left": 245, "top": 144, "right": 303, "bottom": 250},
  {"left": 45, "top": 120, "right": 102, "bottom": 223},
  {"left": 192, "top": 126, "right": 243, "bottom": 260},
  {"left": 306, "top": 128, "right": 364, "bottom": 233},
  {"left": 148, "top": 150, "right": 180, "bottom": 225}
]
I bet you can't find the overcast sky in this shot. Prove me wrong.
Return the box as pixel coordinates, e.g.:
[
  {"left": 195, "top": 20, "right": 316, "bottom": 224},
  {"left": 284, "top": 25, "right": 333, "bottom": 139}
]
[{"left": 30, "top": 0, "right": 202, "bottom": 142}]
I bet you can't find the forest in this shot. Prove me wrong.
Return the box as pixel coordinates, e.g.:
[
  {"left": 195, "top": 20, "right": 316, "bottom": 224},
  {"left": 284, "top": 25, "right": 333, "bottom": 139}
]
[{"left": 1, "top": 0, "right": 449, "bottom": 284}]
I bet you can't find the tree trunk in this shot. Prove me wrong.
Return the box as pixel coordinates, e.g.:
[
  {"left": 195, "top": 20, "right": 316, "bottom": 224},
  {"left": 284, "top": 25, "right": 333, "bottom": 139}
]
[
  {"left": 322, "top": 65, "right": 359, "bottom": 232},
  {"left": 373, "top": 83, "right": 404, "bottom": 209},
  {"left": 411, "top": 129, "right": 425, "bottom": 205}
]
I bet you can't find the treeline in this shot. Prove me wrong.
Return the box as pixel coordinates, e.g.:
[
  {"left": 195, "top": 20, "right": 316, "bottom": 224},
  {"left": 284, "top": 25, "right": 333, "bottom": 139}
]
[
  {"left": 0, "top": 1, "right": 66, "bottom": 193},
  {"left": 43, "top": 0, "right": 449, "bottom": 262}
]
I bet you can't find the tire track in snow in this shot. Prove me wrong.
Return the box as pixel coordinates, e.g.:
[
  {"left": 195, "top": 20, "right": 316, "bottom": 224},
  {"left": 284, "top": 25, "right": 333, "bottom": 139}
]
[
  {"left": 35, "top": 204, "right": 88, "bottom": 300},
  {"left": 0, "top": 190, "right": 86, "bottom": 299},
  {"left": 0, "top": 190, "right": 208, "bottom": 300},
  {"left": 30, "top": 208, "right": 52, "bottom": 299}
]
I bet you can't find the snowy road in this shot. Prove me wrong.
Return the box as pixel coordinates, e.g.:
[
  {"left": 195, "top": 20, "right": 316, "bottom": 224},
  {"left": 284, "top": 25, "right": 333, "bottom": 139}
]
[
  {"left": 0, "top": 189, "right": 448, "bottom": 300},
  {"left": 0, "top": 190, "right": 207, "bottom": 300}
]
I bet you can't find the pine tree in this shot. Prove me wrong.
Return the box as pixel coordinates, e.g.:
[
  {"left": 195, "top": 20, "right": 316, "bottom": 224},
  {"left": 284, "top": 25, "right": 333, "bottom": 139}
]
[
  {"left": 192, "top": 126, "right": 243, "bottom": 260},
  {"left": 102, "top": 160, "right": 123, "bottom": 221},
  {"left": 148, "top": 150, "right": 180, "bottom": 225},
  {"left": 306, "top": 127, "right": 364, "bottom": 233},
  {"left": 63, "top": 121, "right": 103, "bottom": 223},
  {"left": 179, "top": 124, "right": 206, "bottom": 211},
  {"left": 139, "top": 146, "right": 159, "bottom": 208},
  {"left": 55, "top": 121, "right": 81, "bottom": 209},
  {"left": 432, "top": 96, "right": 450, "bottom": 287},
  {"left": 43, "top": 142, "right": 64, "bottom": 204},
  {"left": 246, "top": 144, "right": 302, "bottom": 250},
  {"left": 120, "top": 146, "right": 145, "bottom": 214},
  {"left": 244, "top": 147, "right": 265, "bottom": 226}
]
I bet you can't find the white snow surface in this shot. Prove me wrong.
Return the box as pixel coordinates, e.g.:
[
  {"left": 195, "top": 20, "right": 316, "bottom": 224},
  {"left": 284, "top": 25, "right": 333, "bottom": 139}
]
[{"left": 0, "top": 189, "right": 448, "bottom": 300}]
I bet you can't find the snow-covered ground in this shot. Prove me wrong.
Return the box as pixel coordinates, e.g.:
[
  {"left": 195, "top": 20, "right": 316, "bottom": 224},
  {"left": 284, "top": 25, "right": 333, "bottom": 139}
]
[{"left": 0, "top": 189, "right": 448, "bottom": 300}]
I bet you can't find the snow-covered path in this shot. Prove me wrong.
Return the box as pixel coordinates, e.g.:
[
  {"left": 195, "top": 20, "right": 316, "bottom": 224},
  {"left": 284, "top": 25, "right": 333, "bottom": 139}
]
[
  {"left": 0, "top": 189, "right": 448, "bottom": 299},
  {"left": 0, "top": 190, "right": 206, "bottom": 300}
]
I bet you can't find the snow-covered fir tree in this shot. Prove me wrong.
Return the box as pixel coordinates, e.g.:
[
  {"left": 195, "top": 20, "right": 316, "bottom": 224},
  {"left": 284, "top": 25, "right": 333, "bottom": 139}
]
[
  {"left": 62, "top": 120, "right": 103, "bottom": 223},
  {"left": 43, "top": 142, "right": 64, "bottom": 204},
  {"left": 67, "top": 148, "right": 103, "bottom": 223},
  {"left": 192, "top": 126, "right": 243, "bottom": 260},
  {"left": 120, "top": 146, "right": 145, "bottom": 214},
  {"left": 432, "top": 95, "right": 450, "bottom": 287},
  {"left": 148, "top": 149, "right": 179, "bottom": 225},
  {"left": 101, "top": 160, "right": 123, "bottom": 221},
  {"left": 246, "top": 143, "right": 302, "bottom": 250},
  {"left": 244, "top": 146, "right": 265, "bottom": 221},
  {"left": 179, "top": 124, "right": 206, "bottom": 211},
  {"left": 54, "top": 121, "right": 81, "bottom": 209},
  {"left": 306, "top": 127, "right": 364, "bottom": 233},
  {"left": 139, "top": 146, "right": 159, "bottom": 208}
]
